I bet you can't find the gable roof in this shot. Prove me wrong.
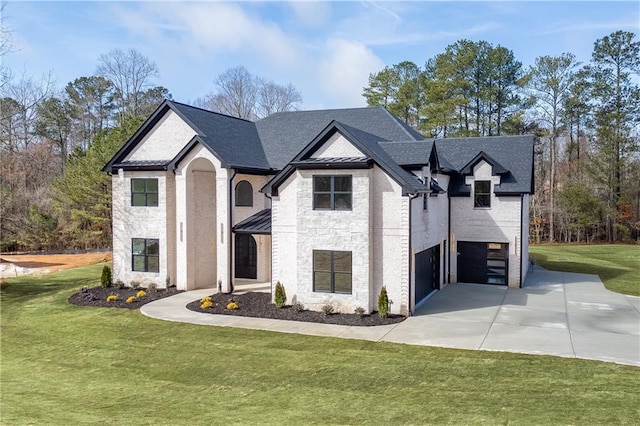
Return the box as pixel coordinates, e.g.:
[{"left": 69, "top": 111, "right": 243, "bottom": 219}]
[
  {"left": 436, "top": 135, "right": 534, "bottom": 195},
  {"left": 104, "top": 100, "right": 271, "bottom": 173},
  {"left": 263, "top": 121, "right": 429, "bottom": 196},
  {"left": 255, "top": 106, "right": 425, "bottom": 170}
]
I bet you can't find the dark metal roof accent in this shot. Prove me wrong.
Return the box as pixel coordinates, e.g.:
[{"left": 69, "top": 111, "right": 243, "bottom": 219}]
[
  {"left": 290, "top": 157, "right": 373, "bottom": 169},
  {"left": 111, "top": 160, "right": 170, "bottom": 171},
  {"left": 232, "top": 209, "right": 271, "bottom": 234}
]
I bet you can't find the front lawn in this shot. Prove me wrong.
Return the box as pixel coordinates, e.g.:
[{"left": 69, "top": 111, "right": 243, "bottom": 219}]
[
  {"left": 529, "top": 244, "right": 640, "bottom": 296},
  {"left": 1, "top": 264, "right": 639, "bottom": 424}
]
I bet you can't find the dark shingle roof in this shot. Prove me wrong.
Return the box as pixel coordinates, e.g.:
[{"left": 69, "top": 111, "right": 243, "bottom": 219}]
[
  {"left": 170, "top": 102, "right": 270, "bottom": 171},
  {"left": 436, "top": 135, "right": 534, "bottom": 195},
  {"left": 378, "top": 141, "right": 434, "bottom": 167},
  {"left": 255, "top": 107, "right": 425, "bottom": 170}
]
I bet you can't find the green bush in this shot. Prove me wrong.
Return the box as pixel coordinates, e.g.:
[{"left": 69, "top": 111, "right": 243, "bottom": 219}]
[
  {"left": 274, "top": 281, "right": 287, "bottom": 308},
  {"left": 322, "top": 304, "right": 334, "bottom": 316},
  {"left": 378, "top": 286, "right": 389, "bottom": 318},
  {"left": 100, "top": 265, "right": 112, "bottom": 288}
]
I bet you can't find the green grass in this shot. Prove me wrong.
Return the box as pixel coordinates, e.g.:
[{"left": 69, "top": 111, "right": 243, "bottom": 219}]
[
  {"left": 530, "top": 244, "right": 640, "bottom": 296},
  {"left": 2, "top": 264, "right": 639, "bottom": 425}
]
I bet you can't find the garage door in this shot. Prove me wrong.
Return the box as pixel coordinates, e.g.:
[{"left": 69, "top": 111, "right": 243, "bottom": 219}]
[
  {"left": 415, "top": 245, "right": 440, "bottom": 303},
  {"left": 457, "top": 242, "right": 508, "bottom": 285}
]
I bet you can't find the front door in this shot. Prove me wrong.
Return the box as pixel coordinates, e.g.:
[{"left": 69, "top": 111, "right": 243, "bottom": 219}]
[{"left": 235, "top": 234, "right": 257, "bottom": 279}]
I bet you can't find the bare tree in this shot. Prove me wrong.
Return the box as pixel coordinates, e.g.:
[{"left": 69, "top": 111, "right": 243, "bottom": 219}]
[
  {"left": 96, "top": 48, "right": 158, "bottom": 124},
  {"left": 257, "top": 79, "right": 302, "bottom": 117},
  {"left": 0, "top": 1, "right": 14, "bottom": 89},
  {"left": 199, "top": 66, "right": 302, "bottom": 119}
]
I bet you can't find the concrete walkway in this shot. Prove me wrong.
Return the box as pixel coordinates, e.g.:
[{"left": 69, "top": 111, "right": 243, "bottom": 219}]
[{"left": 141, "top": 267, "right": 640, "bottom": 367}]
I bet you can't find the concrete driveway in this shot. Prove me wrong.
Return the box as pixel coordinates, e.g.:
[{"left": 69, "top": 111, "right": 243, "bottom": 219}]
[
  {"left": 142, "top": 266, "right": 639, "bottom": 366},
  {"left": 381, "top": 267, "right": 640, "bottom": 366}
]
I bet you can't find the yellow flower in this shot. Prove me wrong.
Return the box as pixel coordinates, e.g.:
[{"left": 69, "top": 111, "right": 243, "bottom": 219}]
[
  {"left": 200, "top": 296, "right": 212, "bottom": 303},
  {"left": 136, "top": 290, "right": 147, "bottom": 298},
  {"left": 201, "top": 300, "right": 213, "bottom": 309},
  {"left": 106, "top": 294, "right": 118, "bottom": 302},
  {"left": 126, "top": 296, "right": 136, "bottom": 304},
  {"left": 226, "top": 301, "right": 239, "bottom": 310}
]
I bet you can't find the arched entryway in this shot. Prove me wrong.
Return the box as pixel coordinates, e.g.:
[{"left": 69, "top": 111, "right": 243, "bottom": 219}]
[
  {"left": 186, "top": 157, "right": 217, "bottom": 289},
  {"left": 234, "top": 234, "right": 257, "bottom": 279}
]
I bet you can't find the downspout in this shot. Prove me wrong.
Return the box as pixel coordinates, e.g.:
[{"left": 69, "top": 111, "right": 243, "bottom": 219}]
[
  {"left": 265, "top": 192, "right": 274, "bottom": 300},
  {"left": 520, "top": 193, "right": 524, "bottom": 288},
  {"left": 447, "top": 194, "right": 452, "bottom": 284},
  {"left": 408, "top": 193, "right": 420, "bottom": 316},
  {"left": 227, "top": 169, "right": 238, "bottom": 293}
]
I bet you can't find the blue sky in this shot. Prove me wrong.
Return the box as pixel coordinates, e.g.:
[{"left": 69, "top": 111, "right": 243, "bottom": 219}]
[{"left": 4, "top": 1, "right": 639, "bottom": 110}]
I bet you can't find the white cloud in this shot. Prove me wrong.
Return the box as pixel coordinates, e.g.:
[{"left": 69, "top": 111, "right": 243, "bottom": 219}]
[
  {"left": 289, "top": 2, "right": 331, "bottom": 28},
  {"left": 317, "top": 38, "right": 384, "bottom": 107}
]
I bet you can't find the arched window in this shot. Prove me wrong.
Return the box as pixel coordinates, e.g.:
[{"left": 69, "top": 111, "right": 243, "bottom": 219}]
[{"left": 235, "top": 180, "right": 253, "bottom": 207}]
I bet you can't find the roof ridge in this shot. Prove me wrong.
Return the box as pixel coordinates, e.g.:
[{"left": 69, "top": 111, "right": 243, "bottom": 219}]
[
  {"left": 378, "top": 107, "right": 422, "bottom": 140},
  {"left": 169, "top": 100, "right": 255, "bottom": 123}
]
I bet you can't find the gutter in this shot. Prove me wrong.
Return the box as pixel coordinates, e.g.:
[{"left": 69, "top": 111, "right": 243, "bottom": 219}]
[
  {"left": 520, "top": 193, "right": 524, "bottom": 288},
  {"left": 448, "top": 194, "right": 451, "bottom": 284},
  {"left": 407, "top": 193, "right": 420, "bottom": 316},
  {"left": 265, "top": 191, "right": 274, "bottom": 300},
  {"left": 227, "top": 169, "right": 238, "bottom": 293}
]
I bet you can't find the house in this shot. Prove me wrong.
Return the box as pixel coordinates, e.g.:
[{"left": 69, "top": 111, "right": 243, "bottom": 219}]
[{"left": 104, "top": 100, "right": 534, "bottom": 316}]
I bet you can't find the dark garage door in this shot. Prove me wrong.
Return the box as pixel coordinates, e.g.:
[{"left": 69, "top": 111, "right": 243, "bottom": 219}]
[
  {"left": 457, "top": 242, "right": 508, "bottom": 285},
  {"left": 415, "top": 245, "right": 440, "bottom": 303}
]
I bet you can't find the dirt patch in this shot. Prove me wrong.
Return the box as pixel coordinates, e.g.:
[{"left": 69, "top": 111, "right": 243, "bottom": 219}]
[
  {"left": 186, "top": 292, "right": 406, "bottom": 327},
  {"left": 0, "top": 252, "right": 112, "bottom": 278}
]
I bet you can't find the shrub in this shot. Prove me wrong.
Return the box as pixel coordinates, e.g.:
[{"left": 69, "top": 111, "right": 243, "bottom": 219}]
[
  {"left": 274, "top": 281, "right": 287, "bottom": 308},
  {"left": 165, "top": 276, "right": 171, "bottom": 288},
  {"left": 106, "top": 294, "right": 118, "bottom": 302},
  {"left": 114, "top": 280, "right": 125, "bottom": 289},
  {"left": 148, "top": 282, "right": 158, "bottom": 293},
  {"left": 126, "top": 296, "right": 136, "bottom": 304},
  {"left": 130, "top": 280, "right": 141, "bottom": 290},
  {"left": 321, "top": 304, "right": 334, "bottom": 316},
  {"left": 201, "top": 300, "right": 213, "bottom": 309},
  {"left": 136, "top": 290, "right": 147, "bottom": 298},
  {"left": 354, "top": 306, "right": 366, "bottom": 316},
  {"left": 200, "top": 296, "right": 212, "bottom": 303},
  {"left": 378, "top": 286, "right": 389, "bottom": 318},
  {"left": 292, "top": 302, "right": 305, "bottom": 312},
  {"left": 226, "top": 301, "right": 239, "bottom": 310},
  {"left": 100, "top": 265, "right": 112, "bottom": 288}
]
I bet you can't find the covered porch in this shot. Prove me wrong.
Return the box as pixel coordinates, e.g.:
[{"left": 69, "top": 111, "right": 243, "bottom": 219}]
[{"left": 232, "top": 209, "right": 272, "bottom": 293}]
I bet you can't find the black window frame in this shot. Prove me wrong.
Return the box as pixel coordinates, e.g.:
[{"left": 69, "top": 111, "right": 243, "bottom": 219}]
[
  {"left": 313, "top": 250, "right": 352, "bottom": 294},
  {"left": 474, "top": 180, "right": 491, "bottom": 208},
  {"left": 313, "top": 175, "right": 352, "bottom": 211},
  {"left": 131, "top": 238, "right": 160, "bottom": 273},
  {"left": 131, "top": 178, "right": 159, "bottom": 207},
  {"left": 235, "top": 180, "right": 253, "bottom": 207}
]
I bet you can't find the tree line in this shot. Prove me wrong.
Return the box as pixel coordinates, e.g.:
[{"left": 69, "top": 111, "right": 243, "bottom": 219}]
[
  {"left": 0, "top": 41, "right": 302, "bottom": 251},
  {"left": 363, "top": 31, "right": 640, "bottom": 243}
]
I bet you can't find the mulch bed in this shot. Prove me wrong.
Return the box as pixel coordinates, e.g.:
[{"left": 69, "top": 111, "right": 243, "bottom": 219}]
[
  {"left": 68, "top": 286, "right": 183, "bottom": 309},
  {"left": 186, "top": 292, "right": 406, "bottom": 326}
]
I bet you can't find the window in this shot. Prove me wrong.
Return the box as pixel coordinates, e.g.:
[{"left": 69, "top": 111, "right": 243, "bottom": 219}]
[
  {"left": 131, "top": 178, "right": 158, "bottom": 207},
  {"left": 313, "top": 250, "right": 352, "bottom": 294},
  {"left": 235, "top": 180, "right": 253, "bottom": 207},
  {"left": 132, "top": 238, "right": 159, "bottom": 272},
  {"left": 313, "top": 175, "right": 352, "bottom": 210},
  {"left": 474, "top": 180, "right": 491, "bottom": 208}
]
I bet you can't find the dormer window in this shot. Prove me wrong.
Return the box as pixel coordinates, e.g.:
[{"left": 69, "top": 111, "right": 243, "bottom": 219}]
[
  {"left": 235, "top": 180, "right": 253, "bottom": 207},
  {"left": 474, "top": 181, "right": 491, "bottom": 208}
]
